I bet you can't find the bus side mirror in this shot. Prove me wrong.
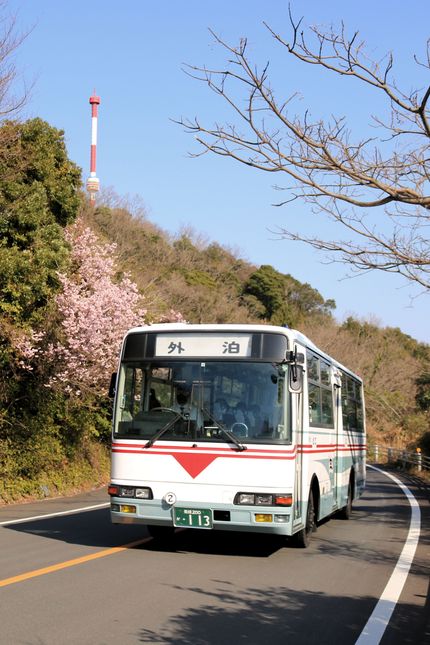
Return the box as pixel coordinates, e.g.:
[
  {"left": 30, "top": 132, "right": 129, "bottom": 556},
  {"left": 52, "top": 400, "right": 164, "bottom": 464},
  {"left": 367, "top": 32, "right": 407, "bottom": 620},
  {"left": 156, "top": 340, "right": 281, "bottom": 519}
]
[
  {"left": 108, "top": 372, "right": 117, "bottom": 398},
  {"left": 289, "top": 365, "right": 303, "bottom": 393}
]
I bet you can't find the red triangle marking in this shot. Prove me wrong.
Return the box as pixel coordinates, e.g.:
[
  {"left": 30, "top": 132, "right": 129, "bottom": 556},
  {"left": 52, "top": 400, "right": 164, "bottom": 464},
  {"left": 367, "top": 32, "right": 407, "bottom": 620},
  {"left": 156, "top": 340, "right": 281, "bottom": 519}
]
[{"left": 173, "top": 453, "right": 218, "bottom": 478}]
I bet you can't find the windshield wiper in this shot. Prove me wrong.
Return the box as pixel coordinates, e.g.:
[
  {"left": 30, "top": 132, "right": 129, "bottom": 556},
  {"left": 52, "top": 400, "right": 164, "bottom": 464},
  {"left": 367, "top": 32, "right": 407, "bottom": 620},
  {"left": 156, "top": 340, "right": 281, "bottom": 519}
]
[
  {"left": 217, "top": 424, "right": 247, "bottom": 451},
  {"left": 144, "top": 412, "right": 184, "bottom": 448},
  {"left": 203, "top": 408, "right": 247, "bottom": 452},
  {"left": 144, "top": 408, "right": 247, "bottom": 452}
]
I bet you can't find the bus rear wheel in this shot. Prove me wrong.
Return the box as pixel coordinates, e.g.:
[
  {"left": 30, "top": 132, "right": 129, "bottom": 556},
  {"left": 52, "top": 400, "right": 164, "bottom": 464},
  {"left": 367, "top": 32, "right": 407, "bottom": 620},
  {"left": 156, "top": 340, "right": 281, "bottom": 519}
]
[
  {"left": 337, "top": 477, "right": 353, "bottom": 520},
  {"left": 294, "top": 490, "right": 316, "bottom": 548}
]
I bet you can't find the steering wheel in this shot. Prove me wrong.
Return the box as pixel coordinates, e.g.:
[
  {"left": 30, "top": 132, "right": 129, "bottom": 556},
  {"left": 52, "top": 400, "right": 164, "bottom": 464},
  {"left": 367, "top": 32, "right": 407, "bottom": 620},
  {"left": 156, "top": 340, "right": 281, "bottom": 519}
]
[
  {"left": 231, "top": 422, "right": 248, "bottom": 437},
  {"left": 150, "top": 407, "right": 187, "bottom": 423}
]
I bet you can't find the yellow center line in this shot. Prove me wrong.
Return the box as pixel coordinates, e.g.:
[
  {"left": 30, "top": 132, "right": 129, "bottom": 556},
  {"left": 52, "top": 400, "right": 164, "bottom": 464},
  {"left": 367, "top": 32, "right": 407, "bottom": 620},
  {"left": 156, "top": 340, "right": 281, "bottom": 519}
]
[{"left": 0, "top": 537, "right": 150, "bottom": 588}]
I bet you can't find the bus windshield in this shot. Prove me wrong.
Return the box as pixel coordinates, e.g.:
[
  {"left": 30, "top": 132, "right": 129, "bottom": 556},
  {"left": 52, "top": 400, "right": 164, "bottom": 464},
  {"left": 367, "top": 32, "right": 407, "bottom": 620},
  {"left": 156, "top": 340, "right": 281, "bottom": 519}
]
[{"left": 113, "top": 360, "right": 290, "bottom": 445}]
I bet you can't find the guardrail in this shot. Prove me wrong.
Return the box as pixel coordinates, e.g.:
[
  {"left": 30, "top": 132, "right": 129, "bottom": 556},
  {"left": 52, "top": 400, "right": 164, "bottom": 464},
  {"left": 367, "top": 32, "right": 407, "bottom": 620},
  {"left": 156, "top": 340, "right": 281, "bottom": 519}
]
[{"left": 368, "top": 445, "right": 430, "bottom": 472}]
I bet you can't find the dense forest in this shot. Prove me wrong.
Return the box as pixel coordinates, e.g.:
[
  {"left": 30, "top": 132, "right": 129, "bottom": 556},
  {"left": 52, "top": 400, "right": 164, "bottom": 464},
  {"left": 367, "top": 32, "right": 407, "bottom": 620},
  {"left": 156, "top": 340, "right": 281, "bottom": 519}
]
[{"left": 0, "top": 117, "right": 429, "bottom": 504}]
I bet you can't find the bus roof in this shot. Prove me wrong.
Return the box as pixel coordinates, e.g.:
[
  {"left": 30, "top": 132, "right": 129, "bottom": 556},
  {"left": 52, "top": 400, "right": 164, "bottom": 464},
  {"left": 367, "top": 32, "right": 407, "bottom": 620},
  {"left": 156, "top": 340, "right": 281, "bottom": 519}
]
[{"left": 123, "top": 323, "right": 362, "bottom": 383}]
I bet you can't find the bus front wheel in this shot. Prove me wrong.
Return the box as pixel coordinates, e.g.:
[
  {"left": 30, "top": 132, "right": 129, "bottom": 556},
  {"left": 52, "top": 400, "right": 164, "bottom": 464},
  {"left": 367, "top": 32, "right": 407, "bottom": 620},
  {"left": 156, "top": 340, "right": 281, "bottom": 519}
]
[{"left": 293, "top": 490, "right": 316, "bottom": 548}]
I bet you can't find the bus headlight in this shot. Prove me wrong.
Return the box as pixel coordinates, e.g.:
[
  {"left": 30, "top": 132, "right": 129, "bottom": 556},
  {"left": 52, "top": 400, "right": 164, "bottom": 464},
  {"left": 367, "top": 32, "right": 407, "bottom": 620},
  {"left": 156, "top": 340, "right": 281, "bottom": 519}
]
[
  {"left": 108, "top": 484, "right": 153, "bottom": 499},
  {"left": 119, "top": 487, "right": 135, "bottom": 498},
  {"left": 237, "top": 493, "right": 255, "bottom": 505},
  {"left": 135, "top": 488, "right": 152, "bottom": 499},
  {"left": 255, "top": 494, "right": 272, "bottom": 505},
  {"left": 234, "top": 492, "right": 293, "bottom": 506}
]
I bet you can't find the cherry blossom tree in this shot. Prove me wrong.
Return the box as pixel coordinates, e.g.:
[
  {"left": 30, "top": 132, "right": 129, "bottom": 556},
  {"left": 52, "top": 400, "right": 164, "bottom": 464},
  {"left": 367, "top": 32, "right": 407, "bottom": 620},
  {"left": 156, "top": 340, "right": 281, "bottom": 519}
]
[
  {"left": 46, "top": 218, "right": 148, "bottom": 395},
  {"left": 13, "top": 216, "right": 186, "bottom": 397}
]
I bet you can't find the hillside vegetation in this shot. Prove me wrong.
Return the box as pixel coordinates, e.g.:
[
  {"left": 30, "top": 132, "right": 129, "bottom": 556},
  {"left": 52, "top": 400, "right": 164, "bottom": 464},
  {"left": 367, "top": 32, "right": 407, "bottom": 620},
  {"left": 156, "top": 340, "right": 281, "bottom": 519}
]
[
  {"left": 82, "top": 203, "right": 335, "bottom": 327},
  {"left": 0, "top": 118, "right": 429, "bottom": 504},
  {"left": 84, "top": 200, "right": 430, "bottom": 450}
]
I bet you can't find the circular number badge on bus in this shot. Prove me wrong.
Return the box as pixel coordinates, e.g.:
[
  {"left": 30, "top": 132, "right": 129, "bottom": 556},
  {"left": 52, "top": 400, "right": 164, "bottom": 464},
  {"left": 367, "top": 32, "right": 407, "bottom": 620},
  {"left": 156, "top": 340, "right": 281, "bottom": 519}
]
[{"left": 164, "top": 492, "right": 177, "bottom": 505}]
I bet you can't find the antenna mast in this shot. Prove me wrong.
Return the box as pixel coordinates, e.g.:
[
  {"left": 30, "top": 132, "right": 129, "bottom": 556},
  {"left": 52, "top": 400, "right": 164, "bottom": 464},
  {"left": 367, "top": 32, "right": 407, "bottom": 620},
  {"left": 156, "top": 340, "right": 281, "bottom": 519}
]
[{"left": 86, "top": 92, "right": 101, "bottom": 202}]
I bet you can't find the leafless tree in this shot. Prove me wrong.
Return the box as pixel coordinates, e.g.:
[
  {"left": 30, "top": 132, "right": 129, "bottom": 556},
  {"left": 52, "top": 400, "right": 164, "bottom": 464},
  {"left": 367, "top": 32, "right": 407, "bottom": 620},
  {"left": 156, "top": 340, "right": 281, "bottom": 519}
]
[
  {"left": 0, "top": 2, "right": 31, "bottom": 173},
  {"left": 178, "top": 9, "right": 430, "bottom": 292},
  {"left": 0, "top": 2, "right": 29, "bottom": 117}
]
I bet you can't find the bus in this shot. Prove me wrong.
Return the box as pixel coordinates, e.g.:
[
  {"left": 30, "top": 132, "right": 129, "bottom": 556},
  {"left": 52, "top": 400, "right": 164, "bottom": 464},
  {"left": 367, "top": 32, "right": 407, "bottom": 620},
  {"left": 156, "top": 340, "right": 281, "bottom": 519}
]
[{"left": 108, "top": 323, "right": 366, "bottom": 547}]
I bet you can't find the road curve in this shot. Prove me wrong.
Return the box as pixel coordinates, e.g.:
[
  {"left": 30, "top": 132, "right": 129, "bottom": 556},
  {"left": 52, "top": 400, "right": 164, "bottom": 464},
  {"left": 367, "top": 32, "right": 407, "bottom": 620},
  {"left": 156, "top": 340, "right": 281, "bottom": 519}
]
[{"left": 0, "top": 467, "right": 429, "bottom": 645}]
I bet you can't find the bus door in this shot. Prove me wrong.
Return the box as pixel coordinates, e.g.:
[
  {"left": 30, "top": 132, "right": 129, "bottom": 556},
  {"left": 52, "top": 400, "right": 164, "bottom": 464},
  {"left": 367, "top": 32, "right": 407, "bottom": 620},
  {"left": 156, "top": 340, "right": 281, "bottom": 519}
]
[
  {"left": 333, "top": 370, "right": 343, "bottom": 510},
  {"left": 291, "top": 345, "right": 305, "bottom": 523}
]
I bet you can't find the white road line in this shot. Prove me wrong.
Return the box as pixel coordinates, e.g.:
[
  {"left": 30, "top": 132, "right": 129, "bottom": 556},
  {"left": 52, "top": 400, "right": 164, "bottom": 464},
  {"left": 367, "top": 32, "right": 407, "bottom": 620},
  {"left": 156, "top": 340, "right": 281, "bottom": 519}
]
[
  {"left": 355, "top": 465, "right": 421, "bottom": 644},
  {"left": 0, "top": 502, "right": 110, "bottom": 527}
]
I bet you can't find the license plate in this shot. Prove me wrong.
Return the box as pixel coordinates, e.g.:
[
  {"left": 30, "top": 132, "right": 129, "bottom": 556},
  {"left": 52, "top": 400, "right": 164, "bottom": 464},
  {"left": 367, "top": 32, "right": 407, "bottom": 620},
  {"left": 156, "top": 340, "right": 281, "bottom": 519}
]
[{"left": 173, "top": 507, "right": 212, "bottom": 529}]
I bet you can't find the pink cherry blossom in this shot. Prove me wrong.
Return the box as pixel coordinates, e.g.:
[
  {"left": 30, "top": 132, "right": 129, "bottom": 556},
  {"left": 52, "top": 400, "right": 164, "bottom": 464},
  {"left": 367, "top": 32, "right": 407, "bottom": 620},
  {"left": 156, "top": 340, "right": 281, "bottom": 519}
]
[
  {"left": 13, "top": 216, "right": 185, "bottom": 397},
  {"left": 48, "top": 218, "right": 148, "bottom": 395}
]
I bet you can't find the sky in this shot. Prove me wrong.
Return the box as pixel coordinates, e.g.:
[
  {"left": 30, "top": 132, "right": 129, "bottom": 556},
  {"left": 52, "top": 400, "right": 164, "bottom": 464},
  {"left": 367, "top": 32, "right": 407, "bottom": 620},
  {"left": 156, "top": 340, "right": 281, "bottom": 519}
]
[{"left": 6, "top": 0, "right": 430, "bottom": 343}]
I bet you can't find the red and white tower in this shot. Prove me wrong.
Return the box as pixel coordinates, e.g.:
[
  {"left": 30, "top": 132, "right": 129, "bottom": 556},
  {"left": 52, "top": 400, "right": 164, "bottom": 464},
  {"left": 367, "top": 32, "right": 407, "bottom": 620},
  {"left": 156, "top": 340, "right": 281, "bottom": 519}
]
[{"left": 86, "top": 92, "right": 101, "bottom": 202}]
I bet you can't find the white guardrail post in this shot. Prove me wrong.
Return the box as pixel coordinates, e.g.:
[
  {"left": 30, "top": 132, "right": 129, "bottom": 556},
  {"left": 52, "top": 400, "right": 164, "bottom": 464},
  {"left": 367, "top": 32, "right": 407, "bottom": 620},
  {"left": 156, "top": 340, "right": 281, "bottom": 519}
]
[
  {"left": 369, "top": 444, "right": 428, "bottom": 472},
  {"left": 416, "top": 448, "right": 422, "bottom": 472}
]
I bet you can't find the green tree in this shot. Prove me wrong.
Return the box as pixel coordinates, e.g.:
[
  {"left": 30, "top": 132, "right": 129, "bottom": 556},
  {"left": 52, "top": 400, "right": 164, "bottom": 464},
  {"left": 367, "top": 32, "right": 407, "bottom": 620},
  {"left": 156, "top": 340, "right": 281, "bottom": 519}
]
[
  {"left": 245, "top": 265, "right": 289, "bottom": 323},
  {"left": 0, "top": 118, "right": 81, "bottom": 325},
  {"left": 244, "top": 264, "right": 335, "bottom": 327},
  {"left": 416, "top": 373, "right": 430, "bottom": 411},
  {"left": 0, "top": 117, "right": 81, "bottom": 449}
]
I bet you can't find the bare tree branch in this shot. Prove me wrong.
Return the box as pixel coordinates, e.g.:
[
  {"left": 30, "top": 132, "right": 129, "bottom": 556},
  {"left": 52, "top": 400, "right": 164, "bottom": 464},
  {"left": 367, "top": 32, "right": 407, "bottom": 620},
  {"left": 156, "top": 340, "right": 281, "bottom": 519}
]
[
  {"left": 0, "top": 2, "right": 31, "bottom": 119},
  {"left": 177, "top": 10, "right": 430, "bottom": 291}
]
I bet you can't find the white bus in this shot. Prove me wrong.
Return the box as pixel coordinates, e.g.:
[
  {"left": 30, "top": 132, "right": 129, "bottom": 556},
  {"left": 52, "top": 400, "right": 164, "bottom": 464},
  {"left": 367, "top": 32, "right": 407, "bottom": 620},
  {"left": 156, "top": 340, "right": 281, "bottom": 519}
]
[{"left": 109, "top": 324, "right": 366, "bottom": 547}]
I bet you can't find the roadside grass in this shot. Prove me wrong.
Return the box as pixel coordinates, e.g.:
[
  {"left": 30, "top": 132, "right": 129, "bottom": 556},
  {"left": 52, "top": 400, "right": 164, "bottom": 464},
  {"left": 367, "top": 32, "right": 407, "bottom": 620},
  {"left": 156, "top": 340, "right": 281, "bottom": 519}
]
[{"left": 0, "top": 443, "right": 110, "bottom": 506}]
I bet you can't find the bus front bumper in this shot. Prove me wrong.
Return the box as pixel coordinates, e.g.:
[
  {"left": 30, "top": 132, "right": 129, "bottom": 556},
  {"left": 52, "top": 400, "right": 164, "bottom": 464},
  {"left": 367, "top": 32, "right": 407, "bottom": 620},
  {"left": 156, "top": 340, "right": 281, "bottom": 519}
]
[{"left": 110, "top": 498, "right": 293, "bottom": 535}]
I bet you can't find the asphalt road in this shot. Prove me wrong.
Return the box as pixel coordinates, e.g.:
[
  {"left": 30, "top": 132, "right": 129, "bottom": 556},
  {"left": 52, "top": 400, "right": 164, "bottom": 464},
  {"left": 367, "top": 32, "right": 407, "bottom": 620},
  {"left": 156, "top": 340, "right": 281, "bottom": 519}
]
[{"left": 0, "top": 467, "right": 429, "bottom": 645}]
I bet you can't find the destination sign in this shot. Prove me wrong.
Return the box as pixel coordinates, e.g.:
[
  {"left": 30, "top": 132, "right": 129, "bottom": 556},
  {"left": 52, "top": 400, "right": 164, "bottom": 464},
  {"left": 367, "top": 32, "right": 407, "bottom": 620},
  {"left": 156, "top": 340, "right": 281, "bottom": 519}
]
[{"left": 155, "top": 333, "right": 252, "bottom": 358}]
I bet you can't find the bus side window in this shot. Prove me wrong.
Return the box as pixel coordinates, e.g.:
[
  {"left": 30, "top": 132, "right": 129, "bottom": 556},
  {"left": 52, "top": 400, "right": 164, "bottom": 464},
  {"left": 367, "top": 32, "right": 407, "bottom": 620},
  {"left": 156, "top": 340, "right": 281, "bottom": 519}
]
[
  {"left": 307, "top": 352, "right": 334, "bottom": 427},
  {"left": 121, "top": 366, "right": 144, "bottom": 421},
  {"left": 341, "top": 373, "right": 364, "bottom": 432},
  {"left": 321, "top": 388, "right": 334, "bottom": 425},
  {"left": 308, "top": 383, "right": 321, "bottom": 424}
]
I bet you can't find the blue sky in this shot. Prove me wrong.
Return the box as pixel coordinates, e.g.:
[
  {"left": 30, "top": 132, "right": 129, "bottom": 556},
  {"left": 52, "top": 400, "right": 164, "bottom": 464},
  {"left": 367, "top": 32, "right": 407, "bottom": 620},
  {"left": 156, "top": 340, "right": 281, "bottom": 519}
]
[{"left": 7, "top": 0, "right": 430, "bottom": 343}]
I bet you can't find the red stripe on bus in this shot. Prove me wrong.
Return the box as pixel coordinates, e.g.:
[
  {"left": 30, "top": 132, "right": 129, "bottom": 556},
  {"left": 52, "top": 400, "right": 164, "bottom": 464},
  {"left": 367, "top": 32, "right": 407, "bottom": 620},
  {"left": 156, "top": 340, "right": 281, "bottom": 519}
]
[
  {"left": 112, "top": 442, "right": 296, "bottom": 453},
  {"left": 112, "top": 442, "right": 366, "bottom": 453},
  {"left": 111, "top": 448, "right": 297, "bottom": 460}
]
